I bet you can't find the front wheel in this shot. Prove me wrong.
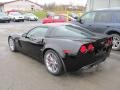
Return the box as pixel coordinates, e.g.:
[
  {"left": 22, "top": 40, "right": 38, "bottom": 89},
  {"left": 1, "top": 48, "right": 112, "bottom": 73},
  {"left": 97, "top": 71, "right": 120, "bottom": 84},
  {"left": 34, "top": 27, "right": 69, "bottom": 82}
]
[
  {"left": 112, "top": 34, "right": 120, "bottom": 51},
  {"left": 44, "top": 50, "right": 64, "bottom": 76},
  {"left": 8, "top": 37, "right": 17, "bottom": 52}
]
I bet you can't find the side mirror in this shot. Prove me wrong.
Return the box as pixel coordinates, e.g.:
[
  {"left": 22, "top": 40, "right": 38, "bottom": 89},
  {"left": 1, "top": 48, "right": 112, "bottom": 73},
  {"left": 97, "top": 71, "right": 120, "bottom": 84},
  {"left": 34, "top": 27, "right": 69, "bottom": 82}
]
[
  {"left": 78, "top": 19, "right": 83, "bottom": 24},
  {"left": 35, "top": 37, "right": 45, "bottom": 44},
  {"left": 22, "top": 33, "right": 27, "bottom": 37}
]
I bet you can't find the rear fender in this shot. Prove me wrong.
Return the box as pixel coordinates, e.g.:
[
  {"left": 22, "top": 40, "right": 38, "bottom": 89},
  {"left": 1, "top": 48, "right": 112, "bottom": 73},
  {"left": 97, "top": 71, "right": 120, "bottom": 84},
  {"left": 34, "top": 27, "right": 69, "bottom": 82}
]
[
  {"left": 43, "top": 44, "right": 65, "bottom": 58},
  {"left": 43, "top": 44, "right": 67, "bottom": 72}
]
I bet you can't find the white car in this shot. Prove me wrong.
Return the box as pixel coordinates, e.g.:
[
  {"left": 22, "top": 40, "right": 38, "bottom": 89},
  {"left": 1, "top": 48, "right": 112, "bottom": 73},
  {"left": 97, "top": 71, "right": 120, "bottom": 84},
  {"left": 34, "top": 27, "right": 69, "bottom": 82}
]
[
  {"left": 8, "top": 12, "right": 24, "bottom": 22},
  {"left": 24, "top": 13, "right": 38, "bottom": 21}
]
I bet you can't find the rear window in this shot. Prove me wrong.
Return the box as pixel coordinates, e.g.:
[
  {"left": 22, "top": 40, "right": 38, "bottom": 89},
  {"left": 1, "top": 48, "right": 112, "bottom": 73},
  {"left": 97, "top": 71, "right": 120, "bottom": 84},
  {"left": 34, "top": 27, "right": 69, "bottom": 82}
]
[
  {"left": 95, "top": 12, "right": 112, "bottom": 23},
  {"left": 53, "top": 16, "right": 60, "bottom": 19},
  {"left": 53, "top": 25, "right": 95, "bottom": 38},
  {"left": 115, "top": 12, "right": 120, "bottom": 23}
]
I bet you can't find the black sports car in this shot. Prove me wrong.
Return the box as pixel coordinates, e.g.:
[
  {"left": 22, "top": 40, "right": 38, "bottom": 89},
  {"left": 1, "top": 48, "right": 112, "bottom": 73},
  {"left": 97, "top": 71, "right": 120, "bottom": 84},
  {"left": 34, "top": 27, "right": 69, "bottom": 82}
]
[{"left": 8, "top": 23, "right": 112, "bottom": 75}]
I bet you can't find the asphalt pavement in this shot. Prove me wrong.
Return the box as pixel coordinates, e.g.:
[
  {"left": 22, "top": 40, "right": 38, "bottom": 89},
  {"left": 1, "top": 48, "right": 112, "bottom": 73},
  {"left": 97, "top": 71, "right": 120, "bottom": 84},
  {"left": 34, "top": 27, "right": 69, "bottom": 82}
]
[{"left": 0, "top": 21, "right": 120, "bottom": 90}]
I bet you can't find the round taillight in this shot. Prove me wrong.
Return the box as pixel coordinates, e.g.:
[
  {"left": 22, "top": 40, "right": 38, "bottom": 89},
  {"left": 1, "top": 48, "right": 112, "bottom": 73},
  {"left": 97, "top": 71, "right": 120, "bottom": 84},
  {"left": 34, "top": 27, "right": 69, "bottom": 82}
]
[
  {"left": 88, "top": 44, "right": 94, "bottom": 52},
  {"left": 80, "top": 45, "right": 87, "bottom": 54}
]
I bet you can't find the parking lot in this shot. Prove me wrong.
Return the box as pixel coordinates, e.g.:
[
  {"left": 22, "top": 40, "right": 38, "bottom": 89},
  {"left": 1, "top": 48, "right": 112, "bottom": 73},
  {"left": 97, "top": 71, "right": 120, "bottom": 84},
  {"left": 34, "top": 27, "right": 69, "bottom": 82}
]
[{"left": 0, "top": 21, "right": 120, "bottom": 90}]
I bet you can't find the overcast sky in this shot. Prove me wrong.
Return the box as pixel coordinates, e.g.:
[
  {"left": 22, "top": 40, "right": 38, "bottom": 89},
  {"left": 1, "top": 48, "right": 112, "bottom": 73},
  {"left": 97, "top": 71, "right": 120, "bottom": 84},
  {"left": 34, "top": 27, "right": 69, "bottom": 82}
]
[{"left": 0, "top": 0, "right": 87, "bottom": 6}]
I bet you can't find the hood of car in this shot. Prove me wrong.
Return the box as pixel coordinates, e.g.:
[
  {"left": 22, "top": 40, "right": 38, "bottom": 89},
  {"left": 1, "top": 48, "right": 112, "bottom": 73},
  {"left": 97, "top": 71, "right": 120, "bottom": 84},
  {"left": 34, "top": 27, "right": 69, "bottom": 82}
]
[
  {"left": 10, "top": 15, "right": 24, "bottom": 18},
  {"left": 15, "top": 15, "right": 24, "bottom": 17}
]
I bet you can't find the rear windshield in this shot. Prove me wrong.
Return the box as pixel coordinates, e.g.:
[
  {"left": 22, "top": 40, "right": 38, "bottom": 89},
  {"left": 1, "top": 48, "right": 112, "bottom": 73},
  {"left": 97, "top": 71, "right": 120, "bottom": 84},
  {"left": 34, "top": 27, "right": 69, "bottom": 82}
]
[{"left": 53, "top": 25, "right": 95, "bottom": 38}]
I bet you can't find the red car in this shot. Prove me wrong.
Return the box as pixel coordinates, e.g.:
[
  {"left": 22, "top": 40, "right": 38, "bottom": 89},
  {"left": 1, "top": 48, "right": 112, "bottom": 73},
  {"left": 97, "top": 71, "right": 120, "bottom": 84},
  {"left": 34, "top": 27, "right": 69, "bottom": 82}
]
[{"left": 42, "top": 15, "right": 67, "bottom": 24}]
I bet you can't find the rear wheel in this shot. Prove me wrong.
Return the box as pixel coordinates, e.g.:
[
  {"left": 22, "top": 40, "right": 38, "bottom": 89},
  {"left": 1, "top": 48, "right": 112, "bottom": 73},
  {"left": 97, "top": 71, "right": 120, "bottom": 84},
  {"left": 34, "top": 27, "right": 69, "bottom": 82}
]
[
  {"left": 13, "top": 18, "right": 16, "bottom": 22},
  {"left": 21, "top": 20, "right": 24, "bottom": 22},
  {"left": 6, "top": 20, "right": 10, "bottom": 23},
  {"left": 112, "top": 34, "right": 120, "bottom": 50},
  {"left": 44, "top": 50, "right": 63, "bottom": 76},
  {"left": 8, "top": 37, "right": 17, "bottom": 52}
]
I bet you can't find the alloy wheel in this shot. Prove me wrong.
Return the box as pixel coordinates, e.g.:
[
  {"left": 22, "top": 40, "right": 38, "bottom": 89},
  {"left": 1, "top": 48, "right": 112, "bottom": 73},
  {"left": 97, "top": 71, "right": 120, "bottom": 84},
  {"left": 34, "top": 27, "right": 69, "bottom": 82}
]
[
  {"left": 45, "top": 52, "right": 60, "bottom": 74},
  {"left": 112, "top": 34, "right": 120, "bottom": 50},
  {"left": 9, "top": 38, "right": 15, "bottom": 51}
]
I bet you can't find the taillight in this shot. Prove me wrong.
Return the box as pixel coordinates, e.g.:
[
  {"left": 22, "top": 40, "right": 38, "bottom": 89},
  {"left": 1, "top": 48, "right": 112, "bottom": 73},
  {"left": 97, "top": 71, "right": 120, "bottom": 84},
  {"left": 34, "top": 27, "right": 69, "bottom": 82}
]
[
  {"left": 80, "top": 45, "right": 87, "bottom": 54},
  {"left": 88, "top": 44, "right": 94, "bottom": 52},
  {"left": 107, "top": 37, "right": 113, "bottom": 45},
  {"left": 80, "top": 44, "right": 94, "bottom": 54}
]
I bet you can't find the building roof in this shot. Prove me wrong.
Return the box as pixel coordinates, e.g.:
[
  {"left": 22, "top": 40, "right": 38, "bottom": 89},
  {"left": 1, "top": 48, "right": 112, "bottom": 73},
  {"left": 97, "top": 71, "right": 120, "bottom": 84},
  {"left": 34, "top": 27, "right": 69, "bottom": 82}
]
[
  {"left": 3, "top": 0, "right": 42, "bottom": 7},
  {"left": 0, "top": 2, "right": 4, "bottom": 6}
]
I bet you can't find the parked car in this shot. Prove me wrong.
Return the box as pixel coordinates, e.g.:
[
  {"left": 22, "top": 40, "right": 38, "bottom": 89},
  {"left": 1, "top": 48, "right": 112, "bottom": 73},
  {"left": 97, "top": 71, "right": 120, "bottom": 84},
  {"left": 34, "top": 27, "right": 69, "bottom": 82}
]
[
  {"left": 24, "top": 13, "right": 38, "bottom": 21},
  {"left": 42, "top": 15, "right": 67, "bottom": 24},
  {"left": 69, "top": 12, "right": 78, "bottom": 20},
  {"left": 0, "top": 12, "right": 11, "bottom": 23},
  {"left": 8, "top": 23, "right": 112, "bottom": 75},
  {"left": 8, "top": 12, "right": 24, "bottom": 22},
  {"left": 72, "top": 9, "right": 120, "bottom": 50}
]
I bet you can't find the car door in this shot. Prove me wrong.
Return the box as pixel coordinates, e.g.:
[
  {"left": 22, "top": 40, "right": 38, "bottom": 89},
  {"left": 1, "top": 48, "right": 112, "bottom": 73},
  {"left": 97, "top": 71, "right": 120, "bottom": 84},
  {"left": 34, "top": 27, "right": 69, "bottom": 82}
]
[
  {"left": 92, "top": 11, "right": 114, "bottom": 33},
  {"left": 19, "top": 26, "right": 48, "bottom": 59},
  {"left": 76, "top": 12, "right": 96, "bottom": 32}
]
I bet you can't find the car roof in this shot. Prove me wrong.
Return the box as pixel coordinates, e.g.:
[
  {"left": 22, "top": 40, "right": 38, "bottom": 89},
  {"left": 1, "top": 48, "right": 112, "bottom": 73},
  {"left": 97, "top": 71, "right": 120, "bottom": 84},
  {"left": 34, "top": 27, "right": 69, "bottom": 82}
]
[
  {"left": 39, "top": 23, "right": 73, "bottom": 27},
  {"left": 92, "top": 8, "right": 120, "bottom": 12}
]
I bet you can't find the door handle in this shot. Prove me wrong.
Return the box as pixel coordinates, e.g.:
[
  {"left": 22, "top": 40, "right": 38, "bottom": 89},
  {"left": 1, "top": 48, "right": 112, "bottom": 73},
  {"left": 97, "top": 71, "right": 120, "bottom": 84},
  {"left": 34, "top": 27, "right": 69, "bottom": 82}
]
[
  {"left": 106, "top": 26, "right": 110, "bottom": 27},
  {"left": 89, "top": 25, "right": 92, "bottom": 26}
]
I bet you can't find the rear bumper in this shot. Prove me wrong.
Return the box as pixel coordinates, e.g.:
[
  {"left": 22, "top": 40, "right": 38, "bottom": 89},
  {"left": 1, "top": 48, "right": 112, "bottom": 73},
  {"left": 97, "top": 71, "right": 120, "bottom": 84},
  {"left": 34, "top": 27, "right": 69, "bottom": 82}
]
[
  {"left": 63, "top": 47, "right": 111, "bottom": 72},
  {"left": 14, "top": 19, "right": 24, "bottom": 21}
]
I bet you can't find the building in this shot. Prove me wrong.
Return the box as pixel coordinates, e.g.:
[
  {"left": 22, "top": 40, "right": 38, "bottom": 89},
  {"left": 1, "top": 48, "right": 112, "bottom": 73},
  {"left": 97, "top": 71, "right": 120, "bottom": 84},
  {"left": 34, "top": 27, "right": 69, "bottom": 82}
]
[
  {"left": 0, "top": 0, "right": 43, "bottom": 12},
  {"left": 0, "top": 3, "right": 4, "bottom": 12},
  {"left": 86, "top": 0, "right": 120, "bottom": 11}
]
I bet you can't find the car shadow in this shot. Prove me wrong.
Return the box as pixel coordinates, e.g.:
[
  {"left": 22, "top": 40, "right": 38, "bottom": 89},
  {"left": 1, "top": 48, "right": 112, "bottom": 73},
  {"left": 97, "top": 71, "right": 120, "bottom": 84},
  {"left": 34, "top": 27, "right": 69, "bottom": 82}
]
[{"left": 66, "top": 64, "right": 104, "bottom": 77}]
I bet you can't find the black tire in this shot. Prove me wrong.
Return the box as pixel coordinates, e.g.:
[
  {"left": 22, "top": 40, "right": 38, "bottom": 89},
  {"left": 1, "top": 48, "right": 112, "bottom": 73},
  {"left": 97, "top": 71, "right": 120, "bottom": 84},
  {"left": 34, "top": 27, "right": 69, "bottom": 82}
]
[
  {"left": 44, "top": 50, "right": 64, "bottom": 76},
  {"left": 28, "top": 18, "right": 31, "bottom": 21},
  {"left": 111, "top": 34, "right": 120, "bottom": 51},
  {"left": 7, "top": 20, "right": 10, "bottom": 23},
  {"left": 35, "top": 19, "right": 38, "bottom": 21},
  {"left": 13, "top": 18, "right": 16, "bottom": 22},
  {"left": 8, "top": 37, "right": 17, "bottom": 52},
  {"left": 21, "top": 20, "right": 24, "bottom": 22}
]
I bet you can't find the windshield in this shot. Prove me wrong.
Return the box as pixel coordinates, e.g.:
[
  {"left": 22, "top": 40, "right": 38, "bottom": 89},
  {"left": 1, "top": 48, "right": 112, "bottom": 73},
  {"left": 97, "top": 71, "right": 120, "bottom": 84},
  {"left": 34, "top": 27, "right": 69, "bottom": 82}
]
[
  {"left": 0, "top": 13, "right": 7, "bottom": 16},
  {"left": 25, "top": 13, "right": 35, "bottom": 16},
  {"left": 54, "top": 25, "right": 95, "bottom": 38},
  {"left": 9, "top": 12, "right": 22, "bottom": 15}
]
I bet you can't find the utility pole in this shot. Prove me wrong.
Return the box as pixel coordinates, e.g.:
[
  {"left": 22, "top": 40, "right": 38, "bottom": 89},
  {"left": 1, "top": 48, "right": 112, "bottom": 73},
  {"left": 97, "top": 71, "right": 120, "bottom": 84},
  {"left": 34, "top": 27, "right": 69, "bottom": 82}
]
[
  {"left": 89, "top": 0, "right": 92, "bottom": 11},
  {"left": 108, "top": 0, "right": 111, "bottom": 8},
  {"left": 90, "top": 0, "right": 94, "bottom": 11}
]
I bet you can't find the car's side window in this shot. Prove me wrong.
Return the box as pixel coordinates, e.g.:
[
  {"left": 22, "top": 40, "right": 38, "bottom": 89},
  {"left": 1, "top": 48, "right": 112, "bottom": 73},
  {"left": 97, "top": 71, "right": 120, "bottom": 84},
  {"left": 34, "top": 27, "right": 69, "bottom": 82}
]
[
  {"left": 53, "top": 25, "right": 94, "bottom": 38},
  {"left": 115, "top": 12, "right": 120, "bottom": 23},
  {"left": 80, "top": 12, "right": 96, "bottom": 23},
  {"left": 94, "top": 12, "right": 112, "bottom": 23},
  {"left": 53, "top": 16, "right": 60, "bottom": 20},
  {"left": 27, "top": 27, "right": 48, "bottom": 39}
]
